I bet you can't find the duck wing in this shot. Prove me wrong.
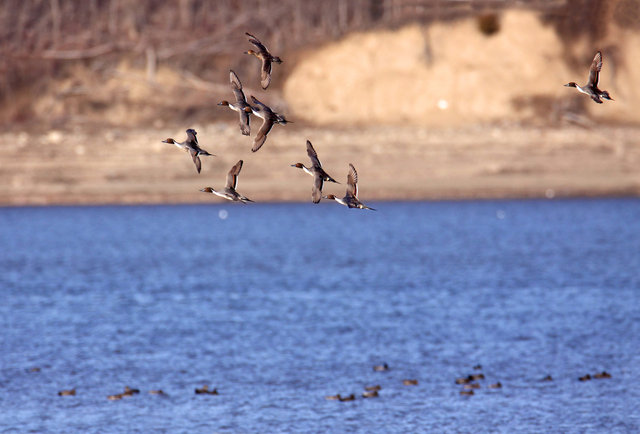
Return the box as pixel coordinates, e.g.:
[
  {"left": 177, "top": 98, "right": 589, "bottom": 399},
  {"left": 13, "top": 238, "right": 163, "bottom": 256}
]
[
  {"left": 260, "top": 58, "right": 272, "bottom": 89},
  {"left": 252, "top": 116, "right": 274, "bottom": 152},
  {"left": 238, "top": 110, "right": 250, "bottom": 136},
  {"left": 312, "top": 173, "right": 324, "bottom": 204},
  {"left": 190, "top": 149, "right": 202, "bottom": 173},
  {"left": 186, "top": 130, "right": 198, "bottom": 145},
  {"left": 226, "top": 160, "right": 243, "bottom": 189},
  {"left": 347, "top": 163, "right": 358, "bottom": 198},
  {"left": 306, "top": 140, "right": 322, "bottom": 169},
  {"left": 588, "top": 51, "right": 602, "bottom": 87},
  {"left": 246, "top": 32, "right": 268, "bottom": 54},
  {"left": 250, "top": 95, "right": 270, "bottom": 112},
  {"left": 230, "top": 70, "right": 247, "bottom": 104}
]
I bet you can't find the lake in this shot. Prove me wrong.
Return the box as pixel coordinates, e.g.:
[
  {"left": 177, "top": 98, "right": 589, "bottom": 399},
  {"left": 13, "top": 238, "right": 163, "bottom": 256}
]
[{"left": 1, "top": 199, "right": 639, "bottom": 433}]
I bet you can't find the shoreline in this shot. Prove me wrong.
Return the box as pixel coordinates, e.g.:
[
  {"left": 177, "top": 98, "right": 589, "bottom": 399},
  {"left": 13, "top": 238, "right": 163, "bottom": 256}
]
[{"left": 1, "top": 123, "right": 639, "bottom": 207}]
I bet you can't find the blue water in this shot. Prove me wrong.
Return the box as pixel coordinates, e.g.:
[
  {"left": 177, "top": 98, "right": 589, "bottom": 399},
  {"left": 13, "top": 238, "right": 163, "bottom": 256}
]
[{"left": 1, "top": 199, "right": 639, "bottom": 433}]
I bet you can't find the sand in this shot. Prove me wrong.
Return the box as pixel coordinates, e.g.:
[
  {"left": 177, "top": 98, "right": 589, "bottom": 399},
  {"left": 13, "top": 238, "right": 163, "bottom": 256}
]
[{"left": 1, "top": 122, "right": 638, "bottom": 206}]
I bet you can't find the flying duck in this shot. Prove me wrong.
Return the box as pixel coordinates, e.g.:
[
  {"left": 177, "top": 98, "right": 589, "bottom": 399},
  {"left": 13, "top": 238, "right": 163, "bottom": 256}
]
[
  {"left": 248, "top": 95, "right": 291, "bottom": 152},
  {"left": 324, "top": 164, "right": 376, "bottom": 211},
  {"left": 244, "top": 32, "right": 282, "bottom": 89},
  {"left": 200, "top": 160, "right": 254, "bottom": 203},
  {"left": 291, "top": 140, "right": 339, "bottom": 203},
  {"left": 564, "top": 51, "right": 614, "bottom": 104},
  {"left": 162, "top": 129, "right": 214, "bottom": 173},
  {"left": 218, "top": 70, "right": 252, "bottom": 136}
]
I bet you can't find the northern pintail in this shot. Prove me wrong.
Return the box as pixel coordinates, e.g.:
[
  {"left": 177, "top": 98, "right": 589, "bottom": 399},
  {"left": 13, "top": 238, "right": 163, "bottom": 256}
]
[
  {"left": 402, "top": 379, "right": 418, "bottom": 386},
  {"left": 248, "top": 95, "right": 291, "bottom": 152},
  {"left": 460, "top": 390, "right": 474, "bottom": 396},
  {"left": 593, "top": 371, "right": 611, "bottom": 379},
  {"left": 373, "top": 363, "right": 389, "bottom": 372},
  {"left": 291, "top": 140, "right": 339, "bottom": 203},
  {"left": 364, "top": 385, "right": 381, "bottom": 391},
  {"left": 362, "top": 390, "right": 379, "bottom": 398},
  {"left": 244, "top": 32, "right": 282, "bottom": 89},
  {"left": 123, "top": 386, "right": 140, "bottom": 396},
  {"left": 564, "top": 51, "right": 614, "bottom": 104},
  {"left": 324, "top": 164, "right": 376, "bottom": 211},
  {"left": 218, "top": 70, "right": 252, "bottom": 136},
  {"left": 58, "top": 388, "right": 76, "bottom": 396},
  {"left": 338, "top": 394, "right": 355, "bottom": 402},
  {"left": 195, "top": 385, "right": 219, "bottom": 395},
  {"left": 489, "top": 382, "right": 502, "bottom": 389},
  {"left": 200, "top": 160, "right": 254, "bottom": 203},
  {"left": 162, "top": 129, "right": 214, "bottom": 173},
  {"left": 579, "top": 374, "right": 592, "bottom": 381}
]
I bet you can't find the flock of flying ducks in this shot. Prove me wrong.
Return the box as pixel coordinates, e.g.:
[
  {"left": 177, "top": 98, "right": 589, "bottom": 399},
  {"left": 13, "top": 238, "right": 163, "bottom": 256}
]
[
  {"left": 161, "top": 32, "right": 377, "bottom": 210},
  {"left": 162, "top": 32, "right": 612, "bottom": 210}
]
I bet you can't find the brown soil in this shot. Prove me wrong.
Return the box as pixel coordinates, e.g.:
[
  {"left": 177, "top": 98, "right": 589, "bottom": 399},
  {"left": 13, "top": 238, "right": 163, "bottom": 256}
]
[
  {"left": 284, "top": 11, "right": 640, "bottom": 127},
  {"left": 1, "top": 123, "right": 639, "bottom": 206}
]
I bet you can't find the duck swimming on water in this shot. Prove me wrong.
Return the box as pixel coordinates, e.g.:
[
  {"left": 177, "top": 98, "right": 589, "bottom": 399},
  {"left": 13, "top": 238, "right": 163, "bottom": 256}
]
[
  {"left": 564, "top": 51, "right": 614, "bottom": 104},
  {"left": 162, "top": 129, "right": 214, "bottom": 174}
]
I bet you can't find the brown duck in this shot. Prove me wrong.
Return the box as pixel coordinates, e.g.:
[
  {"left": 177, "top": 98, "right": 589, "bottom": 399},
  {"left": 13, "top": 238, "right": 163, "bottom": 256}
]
[{"left": 244, "top": 32, "right": 282, "bottom": 89}]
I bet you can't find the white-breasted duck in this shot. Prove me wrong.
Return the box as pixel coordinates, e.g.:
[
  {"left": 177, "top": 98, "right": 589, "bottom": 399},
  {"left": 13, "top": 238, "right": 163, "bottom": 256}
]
[
  {"left": 244, "top": 32, "right": 282, "bottom": 89},
  {"left": 324, "top": 164, "right": 376, "bottom": 211},
  {"left": 200, "top": 160, "right": 254, "bottom": 203},
  {"left": 248, "top": 95, "right": 291, "bottom": 152},
  {"left": 564, "top": 51, "right": 614, "bottom": 104},
  {"left": 162, "top": 129, "right": 214, "bottom": 174},
  {"left": 218, "top": 70, "right": 252, "bottom": 136},
  {"left": 291, "top": 140, "right": 339, "bottom": 203}
]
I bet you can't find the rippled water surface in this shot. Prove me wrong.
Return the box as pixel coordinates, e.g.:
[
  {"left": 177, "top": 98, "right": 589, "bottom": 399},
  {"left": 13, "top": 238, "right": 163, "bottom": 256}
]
[{"left": 1, "top": 199, "right": 640, "bottom": 433}]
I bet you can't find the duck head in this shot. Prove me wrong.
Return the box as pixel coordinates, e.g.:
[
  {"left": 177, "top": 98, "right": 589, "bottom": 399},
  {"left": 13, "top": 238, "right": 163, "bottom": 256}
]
[
  {"left": 200, "top": 187, "right": 214, "bottom": 193},
  {"left": 162, "top": 138, "right": 176, "bottom": 144},
  {"left": 272, "top": 56, "right": 283, "bottom": 64},
  {"left": 291, "top": 163, "right": 305, "bottom": 169},
  {"left": 600, "top": 90, "right": 614, "bottom": 100},
  {"left": 244, "top": 49, "right": 257, "bottom": 56},
  {"left": 323, "top": 194, "right": 337, "bottom": 200},
  {"left": 564, "top": 82, "right": 578, "bottom": 88},
  {"left": 217, "top": 100, "right": 230, "bottom": 106}
]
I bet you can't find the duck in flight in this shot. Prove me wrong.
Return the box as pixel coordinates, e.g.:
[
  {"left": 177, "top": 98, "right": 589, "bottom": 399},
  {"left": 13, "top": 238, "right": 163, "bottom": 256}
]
[
  {"left": 249, "top": 95, "right": 291, "bottom": 152},
  {"left": 564, "top": 51, "right": 614, "bottom": 104},
  {"left": 218, "top": 70, "right": 252, "bottom": 136},
  {"left": 324, "top": 164, "right": 376, "bottom": 211},
  {"left": 162, "top": 129, "right": 214, "bottom": 174},
  {"left": 200, "top": 160, "right": 253, "bottom": 203},
  {"left": 291, "top": 140, "right": 339, "bottom": 203},
  {"left": 244, "top": 32, "right": 282, "bottom": 89}
]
